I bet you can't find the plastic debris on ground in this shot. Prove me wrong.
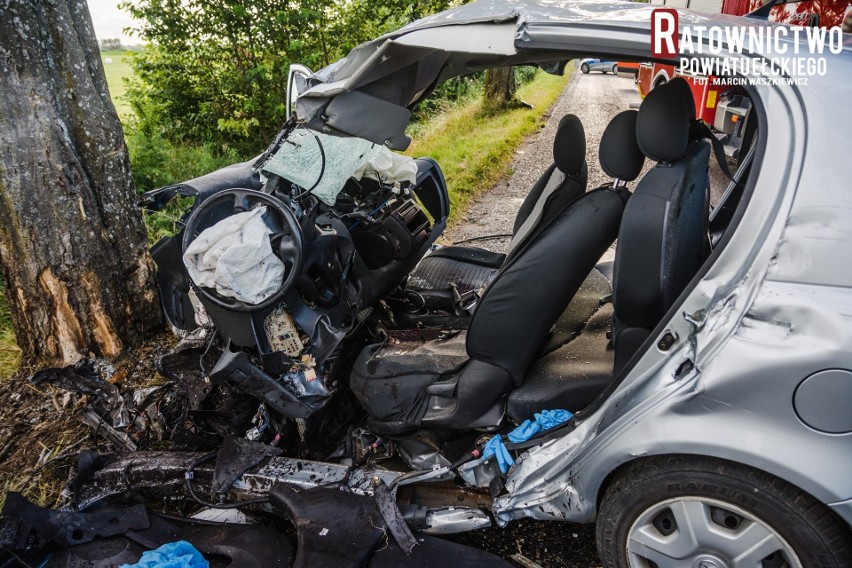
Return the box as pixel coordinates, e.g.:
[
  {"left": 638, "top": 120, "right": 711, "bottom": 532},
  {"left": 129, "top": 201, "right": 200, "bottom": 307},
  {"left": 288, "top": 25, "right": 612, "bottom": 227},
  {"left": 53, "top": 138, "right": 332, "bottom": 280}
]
[
  {"left": 28, "top": 358, "right": 185, "bottom": 452},
  {"left": 120, "top": 540, "right": 209, "bottom": 568},
  {"left": 182, "top": 206, "right": 286, "bottom": 304},
  {"left": 507, "top": 409, "right": 573, "bottom": 443}
]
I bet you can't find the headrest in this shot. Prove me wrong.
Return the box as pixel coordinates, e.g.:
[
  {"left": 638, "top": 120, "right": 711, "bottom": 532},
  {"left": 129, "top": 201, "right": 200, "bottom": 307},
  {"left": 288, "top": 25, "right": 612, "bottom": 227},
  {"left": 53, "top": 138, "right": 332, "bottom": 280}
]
[
  {"left": 553, "top": 114, "right": 586, "bottom": 176},
  {"left": 599, "top": 110, "right": 645, "bottom": 182},
  {"left": 636, "top": 77, "right": 696, "bottom": 163}
]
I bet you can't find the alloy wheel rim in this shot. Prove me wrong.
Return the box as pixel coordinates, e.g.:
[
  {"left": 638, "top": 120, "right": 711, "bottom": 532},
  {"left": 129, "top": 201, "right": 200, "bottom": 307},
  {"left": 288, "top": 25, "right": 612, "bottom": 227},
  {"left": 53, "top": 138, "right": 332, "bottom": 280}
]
[{"left": 626, "top": 496, "right": 802, "bottom": 568}]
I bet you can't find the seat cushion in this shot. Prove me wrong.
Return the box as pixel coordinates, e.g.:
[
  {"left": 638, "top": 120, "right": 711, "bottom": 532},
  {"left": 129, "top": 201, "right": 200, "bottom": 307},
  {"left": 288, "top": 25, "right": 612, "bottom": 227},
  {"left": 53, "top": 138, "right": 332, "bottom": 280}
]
[
  {"left": 407, "top": 247, "right": 503, "bottom": 295},
  {"left": 350, "top": 329, "right": 469, "bottom": 423},
  {"left": 507, "top": 302, "right": 614, "bottom": 422}
]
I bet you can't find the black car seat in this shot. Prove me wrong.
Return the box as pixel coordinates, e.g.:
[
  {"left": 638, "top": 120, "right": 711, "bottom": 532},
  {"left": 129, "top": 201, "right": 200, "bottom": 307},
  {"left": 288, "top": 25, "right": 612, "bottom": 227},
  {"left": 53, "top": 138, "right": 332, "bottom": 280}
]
[
  {"left": 405, "top": 114, "right": 588, "bottom": 302},
  {"left": 505, "top": 109, "right": 646, "bottom": 421},
  {"left": 611, "top": 77, "right": 711, "bottom": 375},
  {"left": 349, "top": 120, "right": 634, "bottom": 432}
]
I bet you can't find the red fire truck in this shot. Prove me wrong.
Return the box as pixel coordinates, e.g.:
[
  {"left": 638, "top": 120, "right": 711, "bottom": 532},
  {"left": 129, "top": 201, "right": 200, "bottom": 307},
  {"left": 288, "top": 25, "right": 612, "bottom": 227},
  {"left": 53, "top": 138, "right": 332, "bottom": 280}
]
[{"left": 636, "top": 0, "right": 850, "bottom": 157}]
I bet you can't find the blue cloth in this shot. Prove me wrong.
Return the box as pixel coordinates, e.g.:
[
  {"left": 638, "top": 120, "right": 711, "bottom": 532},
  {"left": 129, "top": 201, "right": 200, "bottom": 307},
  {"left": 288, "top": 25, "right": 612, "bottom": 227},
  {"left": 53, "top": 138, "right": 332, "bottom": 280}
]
[
  {"left": 482, "top": 435, "right": 514, "bottom": 474},
  {"left": 507, "top": 409, "right": 573, "bottom": 444},
  {"left": 121, "top": 541, "right": 209, "bottom": 568}
]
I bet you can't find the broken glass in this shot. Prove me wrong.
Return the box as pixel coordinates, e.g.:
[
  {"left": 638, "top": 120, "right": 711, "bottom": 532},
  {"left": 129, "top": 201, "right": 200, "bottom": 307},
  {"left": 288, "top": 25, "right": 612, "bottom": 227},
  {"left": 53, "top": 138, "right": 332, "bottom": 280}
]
[{"left": 261, "top": 127, "right": 380, "bottom": 206}]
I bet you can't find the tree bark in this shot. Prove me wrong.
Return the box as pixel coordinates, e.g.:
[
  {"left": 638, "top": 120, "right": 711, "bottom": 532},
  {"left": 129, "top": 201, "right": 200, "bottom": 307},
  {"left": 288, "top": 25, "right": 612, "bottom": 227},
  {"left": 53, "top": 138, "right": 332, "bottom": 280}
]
[
  {"left": 0, "top": 0, "right": 162, "bottom": 366},
  {"left": 483, "top": 66, "right": 517, "bottom": 111}
]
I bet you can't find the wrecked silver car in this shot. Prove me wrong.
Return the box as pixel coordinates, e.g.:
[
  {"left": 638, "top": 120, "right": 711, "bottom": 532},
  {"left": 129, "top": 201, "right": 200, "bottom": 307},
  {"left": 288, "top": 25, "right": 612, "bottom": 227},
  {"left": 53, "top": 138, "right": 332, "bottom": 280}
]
[{"left": 4, "top": 1, "right": 851, "bottom": 567}]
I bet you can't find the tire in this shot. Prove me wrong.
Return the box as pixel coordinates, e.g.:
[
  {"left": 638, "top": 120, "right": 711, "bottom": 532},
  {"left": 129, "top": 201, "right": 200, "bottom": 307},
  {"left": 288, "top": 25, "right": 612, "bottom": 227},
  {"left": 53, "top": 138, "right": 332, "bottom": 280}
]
[
  {"left": 612, "top": 64, "right": 618, "bottom": 74},
  {"left": 581, "top": 63, "right": 590, "bottom": 74},
  {"left": 597, "top": 456, "right": 852, "bottom": 568}
]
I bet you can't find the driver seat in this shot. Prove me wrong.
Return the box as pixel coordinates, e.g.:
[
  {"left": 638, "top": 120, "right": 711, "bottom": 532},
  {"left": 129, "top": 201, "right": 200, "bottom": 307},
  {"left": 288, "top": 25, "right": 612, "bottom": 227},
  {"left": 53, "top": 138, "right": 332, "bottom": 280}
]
[
  {"left": 405, "top": 114, "right": 588, "bottom": 301},
  {"left": 350, "top": 121, "right": 634, "bottom": 432}
]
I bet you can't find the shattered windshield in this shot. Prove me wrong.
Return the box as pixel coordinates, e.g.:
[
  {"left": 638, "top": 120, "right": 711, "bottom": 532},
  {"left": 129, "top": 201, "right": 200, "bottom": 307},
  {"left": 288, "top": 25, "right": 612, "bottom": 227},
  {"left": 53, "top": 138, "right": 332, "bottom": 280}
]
[{"left": 261, "top": 127, "right": 381, "bottom": 205}]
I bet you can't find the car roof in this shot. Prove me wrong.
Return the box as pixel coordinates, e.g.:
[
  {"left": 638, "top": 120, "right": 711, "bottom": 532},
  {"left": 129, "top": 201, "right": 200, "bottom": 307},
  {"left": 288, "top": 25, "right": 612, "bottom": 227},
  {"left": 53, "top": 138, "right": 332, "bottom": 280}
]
[{"left": 296, "top": 0, "right": 851, "bottom": 150}]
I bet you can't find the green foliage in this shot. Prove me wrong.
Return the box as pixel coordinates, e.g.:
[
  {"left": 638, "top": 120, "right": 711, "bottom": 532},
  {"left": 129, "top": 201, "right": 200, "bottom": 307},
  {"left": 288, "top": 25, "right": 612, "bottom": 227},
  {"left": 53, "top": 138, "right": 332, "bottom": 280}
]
[
  {"left": 410, "top": 66, "right": 539, "bottom": 129},
  {"left": 122, "top": 0, "right": 459, "bottom": 155},
  {"left": 124, "top": 124, "right": 247, "bottom": 245}
]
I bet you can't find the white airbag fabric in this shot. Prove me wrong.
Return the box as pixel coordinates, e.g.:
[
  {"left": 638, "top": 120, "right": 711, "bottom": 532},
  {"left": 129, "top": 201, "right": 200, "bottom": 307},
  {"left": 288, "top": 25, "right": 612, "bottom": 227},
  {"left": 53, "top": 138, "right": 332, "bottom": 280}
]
[{"left": 183, "top": 207, "right": 285, "bottom": 305}]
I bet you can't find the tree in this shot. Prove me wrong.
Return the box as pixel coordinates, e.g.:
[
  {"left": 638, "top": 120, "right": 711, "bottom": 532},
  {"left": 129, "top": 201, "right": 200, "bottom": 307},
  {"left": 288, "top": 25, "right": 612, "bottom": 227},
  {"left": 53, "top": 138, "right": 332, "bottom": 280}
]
[
  {"left": 483, "top": 67, "right": 519, "bottom": 112},
  {"left": 122, "top": 0, "right": 459, "bottom": 155},
  {"left": 100, "top": 38, "right": 123, "bottom": 50},
  {"left": 0, "top": 0, "right": 162, "bottom": 367}
]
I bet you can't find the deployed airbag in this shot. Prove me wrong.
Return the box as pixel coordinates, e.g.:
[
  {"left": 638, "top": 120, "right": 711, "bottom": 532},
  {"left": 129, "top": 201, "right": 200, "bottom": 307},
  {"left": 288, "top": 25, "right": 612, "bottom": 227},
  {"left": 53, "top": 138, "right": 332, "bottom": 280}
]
[{"left": 182, "top": 207, "right": 285, "bottom": 304}]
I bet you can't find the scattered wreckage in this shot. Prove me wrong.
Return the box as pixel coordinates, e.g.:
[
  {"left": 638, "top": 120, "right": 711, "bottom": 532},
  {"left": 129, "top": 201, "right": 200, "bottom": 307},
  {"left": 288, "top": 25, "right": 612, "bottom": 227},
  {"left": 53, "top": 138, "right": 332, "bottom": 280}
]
[{"left": 4, "top": 1, "right": 852, "bottom": 567}]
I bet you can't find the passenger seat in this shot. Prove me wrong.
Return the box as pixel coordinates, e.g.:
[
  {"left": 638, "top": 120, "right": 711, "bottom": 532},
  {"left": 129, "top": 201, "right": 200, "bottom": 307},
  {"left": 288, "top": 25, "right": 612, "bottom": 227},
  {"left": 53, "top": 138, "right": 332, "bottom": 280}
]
[
  {"left": 611, "top": 77, "right": 711, "bottom": 375},
  {"left": 505, "top": 109, "right": 646, "bottom": 421}
]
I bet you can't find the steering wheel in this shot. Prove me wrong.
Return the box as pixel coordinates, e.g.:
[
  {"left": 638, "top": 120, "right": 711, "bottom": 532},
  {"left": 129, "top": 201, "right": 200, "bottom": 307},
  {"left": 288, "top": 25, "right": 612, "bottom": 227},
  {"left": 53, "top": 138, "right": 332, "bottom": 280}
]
[{"left": 181, "top": 188, "right": 303, "bottom": 312}]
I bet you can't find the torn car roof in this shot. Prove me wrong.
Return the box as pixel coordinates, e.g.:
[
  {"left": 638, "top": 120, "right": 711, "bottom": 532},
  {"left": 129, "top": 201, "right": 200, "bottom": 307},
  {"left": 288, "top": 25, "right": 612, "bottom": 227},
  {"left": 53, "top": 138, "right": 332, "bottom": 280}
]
[{"left": 296, "top": 0, "right": 689, "bottom": 148}]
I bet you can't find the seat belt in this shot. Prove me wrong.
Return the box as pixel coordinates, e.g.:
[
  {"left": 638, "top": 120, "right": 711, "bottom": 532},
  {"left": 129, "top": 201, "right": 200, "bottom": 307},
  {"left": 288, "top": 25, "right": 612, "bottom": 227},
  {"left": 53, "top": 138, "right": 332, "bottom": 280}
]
[{"left": 693, "top": 121, "right": 739, "bottom": 185}]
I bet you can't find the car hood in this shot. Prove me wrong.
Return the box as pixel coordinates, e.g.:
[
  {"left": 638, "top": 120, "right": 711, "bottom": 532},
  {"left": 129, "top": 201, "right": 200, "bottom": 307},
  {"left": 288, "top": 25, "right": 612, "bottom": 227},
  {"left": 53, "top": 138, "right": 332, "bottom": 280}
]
[{"left": 295, "top": 0, "right": 660, "bottom": 149}]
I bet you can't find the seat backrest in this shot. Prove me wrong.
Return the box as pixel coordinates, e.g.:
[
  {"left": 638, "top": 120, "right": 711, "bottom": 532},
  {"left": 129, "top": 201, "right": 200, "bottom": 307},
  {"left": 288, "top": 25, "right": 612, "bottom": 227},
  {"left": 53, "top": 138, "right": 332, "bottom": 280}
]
[
  {"left": 508, "top": 115, "right": 587, "bottom": 256},
  {"left": 464, "top": 109, "right": 647, "bottom": 384},
  {"left": 611, "top": 77, "right": 711, "bottom": 375}
]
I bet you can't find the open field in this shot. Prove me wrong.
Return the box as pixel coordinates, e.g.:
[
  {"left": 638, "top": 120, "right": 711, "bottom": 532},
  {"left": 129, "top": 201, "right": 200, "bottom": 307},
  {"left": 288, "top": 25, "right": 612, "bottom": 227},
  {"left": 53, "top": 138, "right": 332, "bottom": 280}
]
[{"left": 100, "top": 49, "right": 134, "bottom": 117}]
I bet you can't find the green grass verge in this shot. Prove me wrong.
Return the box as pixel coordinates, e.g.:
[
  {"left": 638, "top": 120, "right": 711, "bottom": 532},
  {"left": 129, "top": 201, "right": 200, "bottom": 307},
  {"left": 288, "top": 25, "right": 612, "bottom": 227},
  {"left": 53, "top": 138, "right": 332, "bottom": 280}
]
[
  {"left": 100, "top": 49, "right": 133, "bottom": 118},
  {"left": 0, "top": 278, "right": 21, "bottom": 380},
  {"left": 405, "top": 68, "right": 570, "bottom": 220}
]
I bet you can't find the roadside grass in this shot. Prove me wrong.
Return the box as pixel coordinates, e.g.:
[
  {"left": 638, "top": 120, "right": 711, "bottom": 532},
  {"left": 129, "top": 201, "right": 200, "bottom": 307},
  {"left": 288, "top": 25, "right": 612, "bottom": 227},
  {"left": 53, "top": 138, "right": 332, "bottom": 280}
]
[
  {"left": 100, "top": 49, "right": 134, "bottom": 118},
  {"left": 0, "top": 278, "right": 20, "bottom": 380},
  {"left": 405, "top": 68, "right": 570, "bottom": 221}
]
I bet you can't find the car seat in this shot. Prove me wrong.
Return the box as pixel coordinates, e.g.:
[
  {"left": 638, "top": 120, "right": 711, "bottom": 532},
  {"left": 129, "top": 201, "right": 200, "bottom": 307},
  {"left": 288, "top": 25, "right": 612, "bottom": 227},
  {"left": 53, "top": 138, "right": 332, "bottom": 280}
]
[
  {"left": 405, "top": 114, "right": 588, "bottom": 305},
  {"left": 611, "top": 77, "right": 711, "bottom": 375},
  {"left": 349, "top": 116, "right": 641, "bottom": 432}
]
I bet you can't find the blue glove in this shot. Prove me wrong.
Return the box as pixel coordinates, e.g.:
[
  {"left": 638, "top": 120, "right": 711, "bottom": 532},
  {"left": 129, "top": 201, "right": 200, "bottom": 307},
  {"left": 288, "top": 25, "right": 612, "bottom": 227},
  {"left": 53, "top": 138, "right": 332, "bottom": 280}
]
[
  {"left": 482, "top": 435, "right": 515, "bottom": 474},
  {"left": 507, "top": 419, "right": 541, "bottom": 443},
  {"left": 507, "top": 409, "right": 573, "bottom": 443},
  {"left": 121, "top": 541, "right": 209, "bottom": 568},
  {"left": 534, "top": 409, "right": 572, "bottom": 430}
]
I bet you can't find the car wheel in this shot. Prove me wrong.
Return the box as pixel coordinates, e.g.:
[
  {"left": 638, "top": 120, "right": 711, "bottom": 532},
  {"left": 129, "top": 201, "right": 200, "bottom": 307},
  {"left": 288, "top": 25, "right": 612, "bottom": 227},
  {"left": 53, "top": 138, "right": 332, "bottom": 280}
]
[
  {"left": 581, "top": 63, "right": 590, "bottom": 74},
  {"left": 597, "top": 456, "right": 852, "bottom": 568},
  {"left": 612, "top": 64, "right": 618, "bottom": 74}
]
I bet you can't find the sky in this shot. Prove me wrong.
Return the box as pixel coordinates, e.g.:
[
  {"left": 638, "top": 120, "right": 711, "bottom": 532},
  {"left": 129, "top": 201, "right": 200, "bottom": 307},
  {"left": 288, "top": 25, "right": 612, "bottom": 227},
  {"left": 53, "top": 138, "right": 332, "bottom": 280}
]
[{"left": 87, "top": 0, "right": 140, "bottom": 46}]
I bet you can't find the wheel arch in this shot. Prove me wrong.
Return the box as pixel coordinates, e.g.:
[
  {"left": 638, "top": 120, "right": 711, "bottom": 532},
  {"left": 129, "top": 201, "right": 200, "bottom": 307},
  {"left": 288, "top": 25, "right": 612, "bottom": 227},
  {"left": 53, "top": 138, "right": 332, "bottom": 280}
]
[{"left": 594, "top": 452, "right": 851, "bottom": 527}]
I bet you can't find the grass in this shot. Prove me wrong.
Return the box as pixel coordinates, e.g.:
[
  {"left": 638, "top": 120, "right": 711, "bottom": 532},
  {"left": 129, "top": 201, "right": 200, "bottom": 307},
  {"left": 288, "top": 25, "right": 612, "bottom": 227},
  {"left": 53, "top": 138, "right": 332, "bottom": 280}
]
[
  {"left": 100, "top": 49, "right": 134, "bottom": 118},
  {"left": 0, "top": 278, "right": 20, "bottom": 380},
  {"left": 405, "top": 68, "right": 571, "bottom": 219}
]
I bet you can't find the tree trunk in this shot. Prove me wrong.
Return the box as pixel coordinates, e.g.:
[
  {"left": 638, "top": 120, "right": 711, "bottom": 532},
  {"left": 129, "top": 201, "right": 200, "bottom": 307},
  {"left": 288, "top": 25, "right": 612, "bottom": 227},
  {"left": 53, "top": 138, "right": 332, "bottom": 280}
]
[
  {"left": 483, "top": 66, "right": 517, "bottom": 111},
  {"left": 0, "top": 0, "right": 162, "bottom": 367}
]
